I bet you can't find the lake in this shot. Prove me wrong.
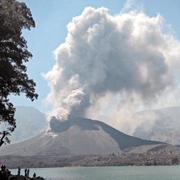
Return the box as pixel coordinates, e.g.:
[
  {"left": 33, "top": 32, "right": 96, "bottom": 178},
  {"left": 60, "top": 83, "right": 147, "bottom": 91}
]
[{"left": 12, "top": 166, "right": 180, "bottom": 180}]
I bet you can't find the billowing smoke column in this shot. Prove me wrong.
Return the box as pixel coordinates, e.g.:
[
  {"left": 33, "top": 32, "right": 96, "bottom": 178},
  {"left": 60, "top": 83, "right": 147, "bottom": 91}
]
[{"left": 45, "top": 7, "right": 180, "bottom": 122}]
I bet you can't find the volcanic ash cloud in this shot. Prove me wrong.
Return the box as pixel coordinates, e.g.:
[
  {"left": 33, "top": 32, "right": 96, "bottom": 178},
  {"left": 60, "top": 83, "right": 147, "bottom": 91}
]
[{"left": 45, "top": 7, "right": 180, "bottom": 122}]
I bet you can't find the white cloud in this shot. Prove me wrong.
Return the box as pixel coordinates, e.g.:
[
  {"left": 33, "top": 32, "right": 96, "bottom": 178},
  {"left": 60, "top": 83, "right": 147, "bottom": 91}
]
[
  {"left": 121, "top": 0, "right": 143, "bottom": 12},
  {"left": 45, "top": 7, "right": 180, "bottom": 133}
]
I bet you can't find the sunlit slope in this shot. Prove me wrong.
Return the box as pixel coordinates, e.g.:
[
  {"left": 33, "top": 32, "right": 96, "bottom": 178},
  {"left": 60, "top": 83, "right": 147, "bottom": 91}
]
[{"left": 0, "top": 117, "right": 161, "bottom": 156}]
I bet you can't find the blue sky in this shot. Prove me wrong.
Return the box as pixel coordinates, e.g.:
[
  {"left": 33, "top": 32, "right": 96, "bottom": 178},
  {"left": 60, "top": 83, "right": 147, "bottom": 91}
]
[{"left": 11, "top": 0, "right": 180, "bottom": 113}]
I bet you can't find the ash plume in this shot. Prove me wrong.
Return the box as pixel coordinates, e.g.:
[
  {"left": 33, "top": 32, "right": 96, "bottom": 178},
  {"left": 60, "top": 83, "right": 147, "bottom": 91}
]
[{"left": 45, "top": 7, "right": 180, "bottom": 125}]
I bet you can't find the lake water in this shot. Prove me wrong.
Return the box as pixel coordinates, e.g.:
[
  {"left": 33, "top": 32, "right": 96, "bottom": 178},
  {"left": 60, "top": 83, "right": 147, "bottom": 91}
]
[{"left": 12, "top": 166, "right": 180, "bottom": 180}]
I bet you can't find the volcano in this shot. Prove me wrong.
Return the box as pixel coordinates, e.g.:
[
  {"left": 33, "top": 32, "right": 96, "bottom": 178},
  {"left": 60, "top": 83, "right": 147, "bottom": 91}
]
[{"left": 0, "top": 117, "right": 162, "bottom": 156}]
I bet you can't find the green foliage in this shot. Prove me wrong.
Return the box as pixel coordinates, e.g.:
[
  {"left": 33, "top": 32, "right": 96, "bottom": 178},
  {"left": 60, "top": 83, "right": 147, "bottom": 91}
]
[{"left": 0, "top": 0, "right": 38, "bottom": 145}]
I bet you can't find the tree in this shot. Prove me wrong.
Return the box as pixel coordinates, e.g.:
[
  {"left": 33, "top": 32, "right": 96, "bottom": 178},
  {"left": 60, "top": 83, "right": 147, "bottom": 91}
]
[{"left": 0, "top": 0, "right": 38, "bottom": 146}]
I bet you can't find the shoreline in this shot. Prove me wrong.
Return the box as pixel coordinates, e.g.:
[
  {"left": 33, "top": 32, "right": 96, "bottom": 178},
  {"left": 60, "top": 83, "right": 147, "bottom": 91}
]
[{"left": 1, "top": 153, "right": 180, "bottom": 169}]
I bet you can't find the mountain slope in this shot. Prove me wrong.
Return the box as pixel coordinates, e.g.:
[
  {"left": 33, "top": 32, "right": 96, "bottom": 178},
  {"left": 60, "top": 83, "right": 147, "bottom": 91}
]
[
  {"left": 11, "top": 106, "right": 47, "bottom": 142},
  {"left": 133, "top": 106, "right": 180, "bottom": 145},
  {"left": 0, "top": 117, "right": 162, "bottom": 156}
]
